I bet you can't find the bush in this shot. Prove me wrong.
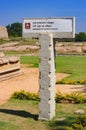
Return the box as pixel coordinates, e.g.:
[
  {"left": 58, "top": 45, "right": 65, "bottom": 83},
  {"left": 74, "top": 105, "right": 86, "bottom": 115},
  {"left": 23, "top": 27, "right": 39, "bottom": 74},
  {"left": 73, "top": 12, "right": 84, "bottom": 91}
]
[
  {"left": 55, "top": 92, "right": 86, "bottom": 104},
  {"left": 66, "top": 127, "right": 73, "bottom": 130},
  {"left": 66, "top": 124, "right": 86, "bottom": 130},
  {"left": 11, "top": 90, "right": 86, "bottom": 104},
  {"left": 55, "top": 91, "right": 64, "bottom": 103},
  {"left": 66, "top": 115, "right": 86, "bottom": 130},
  {"left": 66, "top": 92, "right": 86, "bottom": 104},
  {"left": 11, "top": 90, "right": 39, "bottom": 101},
  {"left": 56, "top": 80, "right": 86, "bottom": 85},
  {"left": 75, "top": 115, "right": 86, "bottom": 127}
]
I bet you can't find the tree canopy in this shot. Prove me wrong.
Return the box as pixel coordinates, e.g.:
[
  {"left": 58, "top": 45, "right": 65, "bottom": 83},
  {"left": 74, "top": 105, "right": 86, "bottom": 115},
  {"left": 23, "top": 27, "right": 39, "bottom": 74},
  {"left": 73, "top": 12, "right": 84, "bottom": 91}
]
[
  {"left": 6, "top": 22, "right": 22, "bottom": 37},
  {"left": 75, "top": 32, "right": 86, "bottom": 42}
]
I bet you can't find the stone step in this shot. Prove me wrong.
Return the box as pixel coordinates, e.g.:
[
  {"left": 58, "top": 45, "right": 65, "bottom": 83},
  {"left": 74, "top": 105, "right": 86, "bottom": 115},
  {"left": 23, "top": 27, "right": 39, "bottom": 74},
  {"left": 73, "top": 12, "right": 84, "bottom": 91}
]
[{"left": 0, "top": 70, "right": 24, "bottom": 81}]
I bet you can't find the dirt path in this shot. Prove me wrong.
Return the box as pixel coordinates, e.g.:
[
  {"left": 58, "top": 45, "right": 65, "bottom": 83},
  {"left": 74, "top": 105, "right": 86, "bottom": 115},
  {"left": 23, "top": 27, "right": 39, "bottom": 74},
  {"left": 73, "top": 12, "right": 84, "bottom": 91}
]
[{"left": 0, "top": 66, "right": 85, "bottom": 105}]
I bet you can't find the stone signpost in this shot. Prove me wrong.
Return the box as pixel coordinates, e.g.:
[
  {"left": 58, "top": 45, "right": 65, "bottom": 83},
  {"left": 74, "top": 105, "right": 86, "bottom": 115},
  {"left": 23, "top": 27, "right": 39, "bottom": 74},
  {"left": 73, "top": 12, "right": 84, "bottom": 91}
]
[{"left": 22, "top": 17, "right": 75, "bottom": 120}]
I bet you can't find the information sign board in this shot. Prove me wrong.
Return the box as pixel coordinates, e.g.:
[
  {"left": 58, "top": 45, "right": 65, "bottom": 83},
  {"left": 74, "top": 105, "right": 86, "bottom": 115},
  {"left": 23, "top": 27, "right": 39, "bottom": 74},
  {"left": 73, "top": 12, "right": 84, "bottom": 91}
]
[{"left": 22, "top": 17, "right": 75, "bottom": 38}]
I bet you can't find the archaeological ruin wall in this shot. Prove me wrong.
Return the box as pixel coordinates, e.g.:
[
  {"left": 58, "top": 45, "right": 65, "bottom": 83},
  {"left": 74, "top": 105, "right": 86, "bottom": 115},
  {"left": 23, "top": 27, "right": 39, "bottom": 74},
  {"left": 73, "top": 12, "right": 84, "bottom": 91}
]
[{"left": 0, "top": 26, "right": 8, "bottom": 38}]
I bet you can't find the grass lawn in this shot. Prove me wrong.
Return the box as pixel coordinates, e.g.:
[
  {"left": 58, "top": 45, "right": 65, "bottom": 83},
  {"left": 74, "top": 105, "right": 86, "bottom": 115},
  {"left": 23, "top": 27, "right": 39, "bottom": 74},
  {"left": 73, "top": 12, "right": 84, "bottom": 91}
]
[
  {"left": 20, "top": 55, "right": 86, "bottom": 81},
  {"left": 0, "top": 99, "right": 86, "bottom": 130},
  {"left": 56, "top": 56, "right": 86, "bottom": 81},
  {"left": 20, "top": 56, "right": 39, "bottom": 68}
]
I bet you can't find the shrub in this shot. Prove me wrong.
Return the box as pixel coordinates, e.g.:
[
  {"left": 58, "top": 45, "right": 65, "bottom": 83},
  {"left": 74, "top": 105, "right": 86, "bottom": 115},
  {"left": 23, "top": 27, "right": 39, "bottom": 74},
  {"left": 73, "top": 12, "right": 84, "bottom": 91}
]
[
  {"left": 64, "top": 93, "right": 74, "bottom": 103},
  {"left": 66, "top": 127, "right": 73, "bottom": 130},
  {"left": 55, "top": 92, "right": 86, "bottom": 104},
  {"left": 55, "top": 91, "right": 64, "bottom": 103},
  {"left": 11, "top": 90, "right": 86, "bottom": 104},
  {"left": 66, "top": 115, "right": 86, "bottom": 130},
  {"left": 11, "top": 90, "right": 39, "bottom": 101},
  {"left": 66, "top": 92, "right": 86, "bottom": 104},
  {"left": 66, "top": 124, "right": 86, "bottom": 130},
  {"left": 56, "top": 80, "right": 86, "bottom": 85},
  {"left": 75, "top": 115, "right": 86, "bottom": 127}
]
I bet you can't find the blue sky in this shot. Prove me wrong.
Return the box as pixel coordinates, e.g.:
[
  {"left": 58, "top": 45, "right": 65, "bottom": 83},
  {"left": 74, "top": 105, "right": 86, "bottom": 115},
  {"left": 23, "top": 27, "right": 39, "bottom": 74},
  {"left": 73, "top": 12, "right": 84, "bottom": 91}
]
[{"left": 0, "top": 0, "right": 86, "bottom": 33}]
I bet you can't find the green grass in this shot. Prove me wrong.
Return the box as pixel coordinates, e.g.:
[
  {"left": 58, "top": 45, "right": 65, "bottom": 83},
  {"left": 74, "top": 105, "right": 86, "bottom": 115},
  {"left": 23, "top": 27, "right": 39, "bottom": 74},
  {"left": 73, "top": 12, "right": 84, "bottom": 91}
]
[
  {"left": 20, "top": 55, "right": 86, "bottom": 81},
  {"left": 5, "top": 50, "right": 38, "bottom": 55},
  {"left": 0, "top": 99, "right": 48, "bottom": 130},
  {"left": 0, "top": 38, "right": 11, "bottom": 44},
  {"left": 0, "top": 121, "right": 18, "bottom": 130},
  {"left": 56, "top": 56, "right": 86, "bottom": 81},
  {"left": 0, "top": 99, "right": 86, "bottom": 130},
  {"left": 20, "top": 56, "right": 39, "bottom": 68}
]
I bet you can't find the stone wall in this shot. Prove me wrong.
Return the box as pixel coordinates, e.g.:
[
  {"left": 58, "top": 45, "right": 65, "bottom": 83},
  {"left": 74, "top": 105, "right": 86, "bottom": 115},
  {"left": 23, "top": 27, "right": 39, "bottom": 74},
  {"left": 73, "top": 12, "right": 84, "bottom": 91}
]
[{"left": 0, "top": 26, "right": 8, "bottom": 38}]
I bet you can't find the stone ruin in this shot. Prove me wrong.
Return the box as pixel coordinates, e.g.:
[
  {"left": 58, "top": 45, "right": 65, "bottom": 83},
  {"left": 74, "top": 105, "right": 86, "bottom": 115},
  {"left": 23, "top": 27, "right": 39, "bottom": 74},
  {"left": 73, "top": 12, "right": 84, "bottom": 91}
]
[
  {"left": 0, "top": 26, "right": 23, "bottom": 80},
  {"left": 0, "top": 52, "right": 22, "bottom": 81},
  {"left": 0, "top": 26, "right": 8, "bottom": 38}
]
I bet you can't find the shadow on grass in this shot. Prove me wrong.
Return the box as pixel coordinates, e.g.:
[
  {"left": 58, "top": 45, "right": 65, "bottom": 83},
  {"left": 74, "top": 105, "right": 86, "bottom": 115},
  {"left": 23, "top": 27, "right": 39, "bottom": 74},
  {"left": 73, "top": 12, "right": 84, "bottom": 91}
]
[
  {"left": 0, "top": 109, "right": 38, "bottom": 121},
  {"left": 48, "top": 116, "right": 75, "bottom": 130}
]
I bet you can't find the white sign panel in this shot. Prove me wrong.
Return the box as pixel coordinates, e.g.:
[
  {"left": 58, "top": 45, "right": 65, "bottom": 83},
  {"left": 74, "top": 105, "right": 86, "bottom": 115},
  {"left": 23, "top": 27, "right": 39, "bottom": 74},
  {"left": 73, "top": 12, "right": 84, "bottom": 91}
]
[{"left": 22, "top": 17, "right": 75, "bottom": 38}]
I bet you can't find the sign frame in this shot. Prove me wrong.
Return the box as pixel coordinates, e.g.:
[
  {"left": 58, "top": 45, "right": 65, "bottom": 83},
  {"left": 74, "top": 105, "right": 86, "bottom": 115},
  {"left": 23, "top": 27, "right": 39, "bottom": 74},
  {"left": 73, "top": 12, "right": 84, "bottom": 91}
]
[{"left": 22, "top": 17, "right": 75, "bottom": 38}]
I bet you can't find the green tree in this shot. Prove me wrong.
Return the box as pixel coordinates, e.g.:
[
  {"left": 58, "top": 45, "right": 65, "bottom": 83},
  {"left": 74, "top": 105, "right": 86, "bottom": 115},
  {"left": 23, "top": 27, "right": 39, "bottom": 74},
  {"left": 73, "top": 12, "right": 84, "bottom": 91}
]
[
  {"left": 6, "top": 22, "right": 22, "bottom": 37},
  {"left": 75, "top": 32, "right": 86, "bottom": 42}
]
